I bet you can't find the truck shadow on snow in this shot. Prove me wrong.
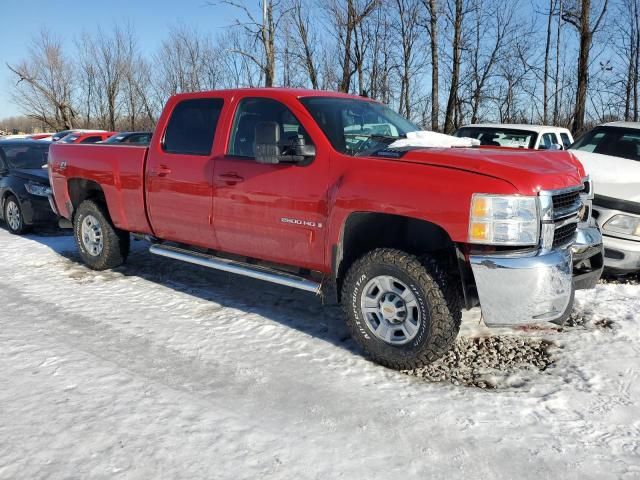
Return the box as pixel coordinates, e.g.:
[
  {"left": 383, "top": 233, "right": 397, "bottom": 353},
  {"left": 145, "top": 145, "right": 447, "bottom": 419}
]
[{"left": 25, "top": 231, "right": 561, "bottom": 389}]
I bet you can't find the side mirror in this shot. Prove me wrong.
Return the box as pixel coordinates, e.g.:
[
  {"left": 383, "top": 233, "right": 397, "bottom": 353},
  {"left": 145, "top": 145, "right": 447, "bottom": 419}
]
[
  {"left": 254, "top": 121, "right": 316, "bottom": 165},
  {"left": 549, "top": 143, "right": 563, "bottom": 151},
  {"left": 255, "top": 121, "right": 281, "bottom": 165},
  {"left": 288, "top": 136, "right": 316, "bottom": 159}
]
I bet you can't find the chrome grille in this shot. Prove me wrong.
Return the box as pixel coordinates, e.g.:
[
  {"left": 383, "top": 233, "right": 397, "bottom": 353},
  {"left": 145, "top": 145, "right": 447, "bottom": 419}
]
[
  {"left": 539, "top": 186, "right": 583, "bottom": 249},
  {"left": 553, "top": 222, "right": 578, "bottom": 247},
  {"left": 552, "top": 190, "right": 581, "bottom": 219}
]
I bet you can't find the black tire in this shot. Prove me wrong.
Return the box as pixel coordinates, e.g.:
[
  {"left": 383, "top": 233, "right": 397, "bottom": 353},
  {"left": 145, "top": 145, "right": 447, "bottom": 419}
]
[
  {"left": 74, "top": 200, "right": 130, "bottom": 270},
  {"left": 3, "top": 195, "right": 30, "bottom": 235},
  {"left": 341, "top": 248, "right": 461, "bottom": 370}
]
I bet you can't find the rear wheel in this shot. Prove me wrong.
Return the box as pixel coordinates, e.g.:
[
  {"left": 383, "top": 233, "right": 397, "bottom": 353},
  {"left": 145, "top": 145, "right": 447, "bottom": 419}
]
[
  {"left": 3, "top": 195, "right": 29, "bottom": 235},
  {"left": 74, "top": 200, "right": 130, "bottom": 270},
  {"left": 342, "top": 248, "right": 461, "bottom": 370}
]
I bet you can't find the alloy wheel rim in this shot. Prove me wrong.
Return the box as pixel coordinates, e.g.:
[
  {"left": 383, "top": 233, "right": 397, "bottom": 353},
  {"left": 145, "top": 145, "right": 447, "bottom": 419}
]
[
  {"left": 6, "top": 201, "right": 21, "bottom": 231},
  {"left": 360, "top": 275, "right": 421, "bottom": 345},
  {"left": 81, "top": 215, "right": 104, "bottom": 256}
]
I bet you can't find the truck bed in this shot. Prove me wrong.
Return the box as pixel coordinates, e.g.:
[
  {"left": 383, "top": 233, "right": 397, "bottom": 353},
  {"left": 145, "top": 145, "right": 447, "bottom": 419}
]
[{"left": 48, "top": 143, "right": 153, "bottom": 234}]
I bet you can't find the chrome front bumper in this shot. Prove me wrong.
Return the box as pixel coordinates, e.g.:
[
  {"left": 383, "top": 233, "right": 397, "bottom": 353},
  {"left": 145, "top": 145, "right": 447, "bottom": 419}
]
[{"left": 469, "top": 225, "right": 603, "bottom": 327}]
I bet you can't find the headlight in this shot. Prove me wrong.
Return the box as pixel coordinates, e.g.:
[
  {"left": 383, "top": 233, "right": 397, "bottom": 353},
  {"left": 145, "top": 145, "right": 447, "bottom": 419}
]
[
  {"left": 469, "top": 194, "right": 539, "bottom": 245},
  {"left": 25, "top": 181, "right": 52, "bottom": 197},
  {"left": 603, "top": 214, "right": 640, "bottom": 237}
]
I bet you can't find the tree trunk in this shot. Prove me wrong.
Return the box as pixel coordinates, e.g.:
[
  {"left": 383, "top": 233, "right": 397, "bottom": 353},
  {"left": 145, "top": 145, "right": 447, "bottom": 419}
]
[
  {"left": 543, "top": 0, "right": 555, "bottom": 124},
  {"left": 553, "top": 0, "right": 563, "bottom": 125},
  {"left": 428, "top": 0, "right": 439, "bottom": 130},
  {"left": 444, "top": 0, "right": 463, "bottom": 133}
]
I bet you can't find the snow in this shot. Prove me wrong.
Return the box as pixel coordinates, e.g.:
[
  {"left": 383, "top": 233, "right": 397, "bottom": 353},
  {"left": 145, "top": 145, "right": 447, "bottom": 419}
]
[
  {"left": 1, "top": 228, "right": 640, "bottom": 479},
  {"left": 390, "top": 130, "right": 480, "bottom": 149}
]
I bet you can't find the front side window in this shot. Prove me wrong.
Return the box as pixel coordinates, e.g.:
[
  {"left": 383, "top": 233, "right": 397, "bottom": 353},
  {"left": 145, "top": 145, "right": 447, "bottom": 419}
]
[
  {"left": 571, "top": 126, "right": 640, "bottom": 161},
  {"left": 80, "top": 136, "right": 102, "bottom": 144},
  {"left": 455, "top": 127, "right": 536, "bottom": 149},
  {"left": 228, "top": 98, "right": 312, "bottom": 159},
  {"left": 300, "top": 97, "right": 418, "bottom": 156},
  {"left": 539, "top": 133, "right": 556, "bottom": 149},
  {"left": 164, "top": 98, "right": 224, "bottom": 155}
]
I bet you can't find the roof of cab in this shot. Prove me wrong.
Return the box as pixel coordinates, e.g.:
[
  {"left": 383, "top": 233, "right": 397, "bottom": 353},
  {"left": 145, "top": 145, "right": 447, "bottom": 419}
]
[
  {"left": 169, "top": 87, "right": 373, "bottom": 102},
  {"left": 602, "top": 121, "right": 640, "bottom": 129}
]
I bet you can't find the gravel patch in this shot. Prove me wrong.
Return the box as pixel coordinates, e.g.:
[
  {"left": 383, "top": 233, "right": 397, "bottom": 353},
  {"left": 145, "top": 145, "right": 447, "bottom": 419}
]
[
  {"left": 405, "top": 335, "right": 554, "bottom": 389},
  {"left": 600, "top": 273, "right": 640, "bottom": 285}
]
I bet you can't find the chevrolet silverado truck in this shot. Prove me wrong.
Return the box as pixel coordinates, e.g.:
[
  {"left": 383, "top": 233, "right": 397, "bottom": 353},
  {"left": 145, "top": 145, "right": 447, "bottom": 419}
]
[{"left": 48, "top": 88, "right": 604, "bottom": 369}]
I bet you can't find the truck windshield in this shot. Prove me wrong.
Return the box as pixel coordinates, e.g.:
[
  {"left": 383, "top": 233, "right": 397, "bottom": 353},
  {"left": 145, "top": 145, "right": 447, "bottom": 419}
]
[
  {"left": 571, "top": 126, "right": 640, "bottom": 161},
  {"left": 299, "top": 97, "right": 419, "bottom": 156},
  {"left": 454, "top": 127, "right": 537, "bottom": 149}
]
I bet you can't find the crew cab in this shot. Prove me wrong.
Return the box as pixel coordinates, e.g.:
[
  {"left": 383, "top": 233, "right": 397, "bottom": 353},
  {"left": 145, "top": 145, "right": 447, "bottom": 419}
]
[
  {"left": 455, "top": 124, "right": 574, "bottom": 150},
  {"left": 48, "top": 89, "right": 603, "bottom": 369}
]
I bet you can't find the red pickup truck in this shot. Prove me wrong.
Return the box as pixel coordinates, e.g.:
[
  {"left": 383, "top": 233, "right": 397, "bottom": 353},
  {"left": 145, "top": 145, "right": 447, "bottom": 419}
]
[{"left": 48, "top": 88, "right": 603, "bottom": 369}]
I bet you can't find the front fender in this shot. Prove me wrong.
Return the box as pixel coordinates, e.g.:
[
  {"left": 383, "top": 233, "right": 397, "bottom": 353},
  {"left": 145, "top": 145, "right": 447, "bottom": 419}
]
[{"left": 324, "top": 159, "right": 517, "bottom": 267}]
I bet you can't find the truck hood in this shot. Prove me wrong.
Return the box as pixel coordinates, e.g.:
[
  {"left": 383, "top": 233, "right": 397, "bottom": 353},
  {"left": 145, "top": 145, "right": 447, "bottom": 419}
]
[
  {"left": 393, "top": 147, "right": 585, "bottom": 194},
  {"left": 569, "top": 150, "right": 640, "bottom": 202},
  {"left": 12, "top": 168, "right": 51, "bottom": 185}
]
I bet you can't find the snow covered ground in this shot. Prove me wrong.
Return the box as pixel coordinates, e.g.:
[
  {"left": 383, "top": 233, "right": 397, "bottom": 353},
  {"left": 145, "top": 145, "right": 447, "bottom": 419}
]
[{"left": 1, "top": 227, "right": 639, "bottom": 479}]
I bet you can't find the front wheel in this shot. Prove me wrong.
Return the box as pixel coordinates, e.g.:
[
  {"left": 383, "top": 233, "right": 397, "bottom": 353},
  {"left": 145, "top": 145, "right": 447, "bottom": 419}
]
[
  {"left": 341, "top": 248, "right": 461, "bottom": 370},
  {"left": 74, "top": 200, "right": 130, "bottom": 270},
  {"left": 3, "top": 195, "right": 29, "bottom": 235}
]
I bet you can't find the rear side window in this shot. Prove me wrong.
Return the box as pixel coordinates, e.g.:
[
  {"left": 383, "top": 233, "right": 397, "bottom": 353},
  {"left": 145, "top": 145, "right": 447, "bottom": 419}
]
[
  {"left": 81, "top": 136, "right": 102, "bottom": 144},
  {"left": 164, "top": 98, "right": 223, "bottom": 155},
  {"left": 560, "top": 132, "right": 572, "bottom": 149},
  {"left": 0, "top": 144, "right": 49, "bottom": 169}
]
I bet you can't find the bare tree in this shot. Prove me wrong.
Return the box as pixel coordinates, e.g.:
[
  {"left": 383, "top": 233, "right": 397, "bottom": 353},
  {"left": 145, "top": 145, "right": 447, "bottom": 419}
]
[
  {"left": 215, "top": 0, "right": 282, "bottom": 87},
  {"left": 553, "top": 0, "right": 565, "bottom": 125},
  {"left": 423, "top": 0, "right": 440, "bottom": 130},
  {"left": 393, "top": 0, "right": 422, "bottom": 118},
  {"left": 466, "top": 0, "right": 519, "bottom": 124},
  {"left": 291, "top": 0, "right": 320, "bottom": 88},
  {"left": 324, "top": 0, "right": 379, "bottom": 93},
  {"left": 7, "top": 30, "right": 76, "bottom": 130},
  {"left": 562, "top": 0, "right": 609, "bottom": 133},
  {"left": 543, "top": 0, "right": 557, "bottom": 124},
  {"left": 443, "top": 0, "right": 467, "bottom": 133}
]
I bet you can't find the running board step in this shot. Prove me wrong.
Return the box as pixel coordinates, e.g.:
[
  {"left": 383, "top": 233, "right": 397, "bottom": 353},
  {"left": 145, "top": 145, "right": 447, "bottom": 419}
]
[{"left": 149, "top": 244, "right": 322, "bottom": 294}]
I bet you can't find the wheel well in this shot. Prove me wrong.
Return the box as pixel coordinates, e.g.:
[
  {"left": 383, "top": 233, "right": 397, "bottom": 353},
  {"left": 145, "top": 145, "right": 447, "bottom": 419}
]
[
  {"left": 67, "top": 179, "right": 108, "bottom": 218},
  {"left": 334, "top": 212, "right": 458, "bottom": 300}
]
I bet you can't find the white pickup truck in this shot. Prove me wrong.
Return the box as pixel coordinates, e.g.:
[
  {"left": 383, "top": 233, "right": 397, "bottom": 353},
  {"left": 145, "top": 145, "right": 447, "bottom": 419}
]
[
  {"left": 454, "top": 124, "right": 574, "bottom": 150},
  {"left": 570, "top": 122, "right": 640, "bottom": 274}
]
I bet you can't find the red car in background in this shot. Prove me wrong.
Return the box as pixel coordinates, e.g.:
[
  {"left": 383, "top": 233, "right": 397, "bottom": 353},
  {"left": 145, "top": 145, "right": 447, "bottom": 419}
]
[
  {"left": 28, "top": 133, "right": 55, "bottom": 141},
  {"left": 60, "top": 131, "right": 116, "bottom": 144}
]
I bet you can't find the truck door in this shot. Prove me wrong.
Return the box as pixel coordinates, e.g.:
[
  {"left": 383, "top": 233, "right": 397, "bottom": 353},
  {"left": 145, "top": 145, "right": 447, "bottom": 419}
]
[
  {"left": 146, "top": 97, "right": 224, "bottom": 248},
  {"left": 212, "top": 97, "right": 329, "bottom": 272}
]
